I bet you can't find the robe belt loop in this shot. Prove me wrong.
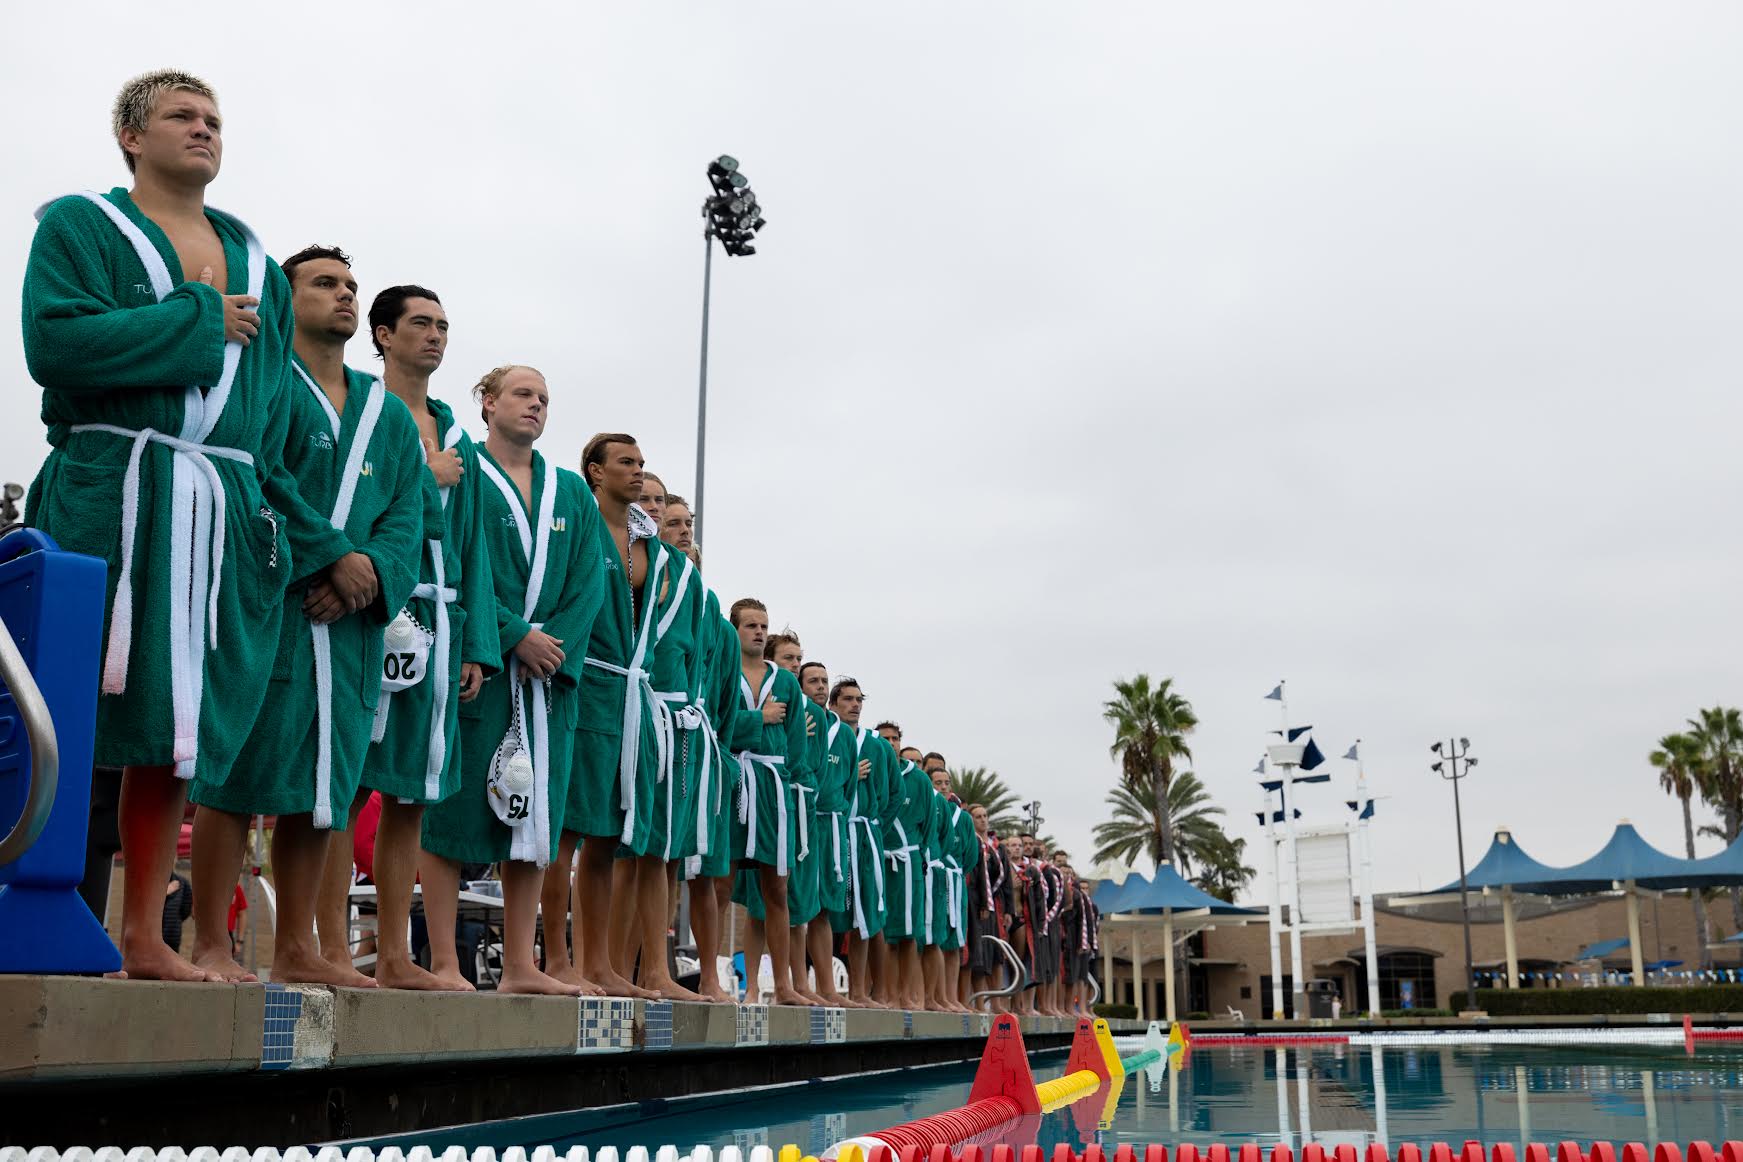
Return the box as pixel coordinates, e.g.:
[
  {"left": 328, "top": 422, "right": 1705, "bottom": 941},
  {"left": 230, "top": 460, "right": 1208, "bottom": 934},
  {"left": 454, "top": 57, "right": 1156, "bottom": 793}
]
[
  {"left": 887, "top": 818, "right": 917, "bottom": 932},
  {"left": 791, "top": 783, "right": 814, "bottom": 862}
]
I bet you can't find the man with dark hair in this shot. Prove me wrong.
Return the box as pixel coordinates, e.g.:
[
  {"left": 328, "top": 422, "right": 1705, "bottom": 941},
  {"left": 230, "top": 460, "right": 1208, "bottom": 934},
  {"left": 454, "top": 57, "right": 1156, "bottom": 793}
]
[
  {"left": 23, "top": 70, "right": 350, "bottom": 979},
  {"left": 826, "top": 678, "right": 896, "bottom": 1006},
  {"left": 187, "top": 245, "right": 425, "bottom": 985},
  {"left": 881, "top": 732, "right": 936, "bottom": 1009},
  {"left": 347, "top": 282, "right": 498, "bottom": 990},
  {"left": 965, "top": 802, "right": 1006, "bottom": 1009},
  {"left": 796, "top": 657, "right": 851, "bottom": 1006},
  {"left": 556, "top": 433, "right": 668, "bottom": 997},
  {"left": 724, "top": 598, "right": 810, "bottom": 1005}
]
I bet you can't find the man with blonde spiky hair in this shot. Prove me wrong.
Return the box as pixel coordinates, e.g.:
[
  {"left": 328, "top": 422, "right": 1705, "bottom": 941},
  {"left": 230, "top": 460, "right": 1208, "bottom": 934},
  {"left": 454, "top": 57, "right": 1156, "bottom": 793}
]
[{"left": 23, "top": 70, "right": 349, "bottom": 981}]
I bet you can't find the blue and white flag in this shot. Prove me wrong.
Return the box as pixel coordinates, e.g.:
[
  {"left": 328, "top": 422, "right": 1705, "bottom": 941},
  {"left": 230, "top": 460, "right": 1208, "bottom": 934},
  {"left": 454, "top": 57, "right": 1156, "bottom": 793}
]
[
  {"left": 1346, "top": 799, "right": 1376, "bottom": 820},
  {"left": 1253, "top": 757, "right": 1267, "bottom": 775},
  {"left": 1343, "top": 743, "right": 1360, "bottom": 762},
  {"left": 1264, "top": 684, "right": 1283, "bottom": 701},
  {"left": 1255, "top": 808, "right": 1302, "bottom": 826}
]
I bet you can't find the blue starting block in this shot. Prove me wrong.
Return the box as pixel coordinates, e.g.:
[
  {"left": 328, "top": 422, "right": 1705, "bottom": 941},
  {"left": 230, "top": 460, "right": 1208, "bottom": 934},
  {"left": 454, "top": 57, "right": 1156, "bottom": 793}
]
[{"left": 0, "top": 527, "right": 118, "bottom": 973}]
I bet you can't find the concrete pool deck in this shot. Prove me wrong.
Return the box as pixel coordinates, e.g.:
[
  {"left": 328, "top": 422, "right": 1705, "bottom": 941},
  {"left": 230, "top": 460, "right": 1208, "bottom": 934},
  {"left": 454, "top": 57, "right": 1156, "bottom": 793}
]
[{"left": 0, "top": 975, "right": 1112, "bottom": 1147}]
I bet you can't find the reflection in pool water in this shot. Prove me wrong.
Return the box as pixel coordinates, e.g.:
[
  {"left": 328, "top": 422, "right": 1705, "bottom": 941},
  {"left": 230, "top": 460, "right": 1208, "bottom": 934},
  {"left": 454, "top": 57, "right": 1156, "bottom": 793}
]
[{"left": 408, "top": 1043, "right": 1743, "bottom": 1154}]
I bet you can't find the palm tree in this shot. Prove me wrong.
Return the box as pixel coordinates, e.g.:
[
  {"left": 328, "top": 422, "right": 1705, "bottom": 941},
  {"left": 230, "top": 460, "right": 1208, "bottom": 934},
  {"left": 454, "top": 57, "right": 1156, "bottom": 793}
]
[
  {"left": 1103, "top": 675, "right": 1198, "bottom": 865},
  {"left": 1652, "top": 732, "right": 1711, "bottom": 963},
  {"left": 1193, "top": 834, "right": 1257, "bottom": 902},
  {"left": 949, "top": 765, "right": 1027, "bottom": 838},
  {"left": 1689, "top": 707, "right": 1743, "bottom": 928},
  {"left": 1091, "top": 769, "right": 1229, "bottom": 876}
]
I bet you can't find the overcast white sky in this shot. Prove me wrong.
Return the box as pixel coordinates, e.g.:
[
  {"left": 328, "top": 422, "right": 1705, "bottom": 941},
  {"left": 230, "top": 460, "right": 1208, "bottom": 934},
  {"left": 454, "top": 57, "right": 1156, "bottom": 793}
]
[{"left": 4, "top": 3, "right": 1741, "bottom": 903}]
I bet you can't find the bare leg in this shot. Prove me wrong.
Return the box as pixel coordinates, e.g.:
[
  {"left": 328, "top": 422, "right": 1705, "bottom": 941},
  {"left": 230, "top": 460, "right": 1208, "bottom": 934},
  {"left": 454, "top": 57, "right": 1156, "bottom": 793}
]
[
  {"left": 314, "top": 792, "right": 371, "bottom": 984},
  {"left": 634, "top": 856, "right": 701, "bottom": 999},
  {"left": 417, "top": 851, "right": 474, "bottom": 990},
  {"left": 846, "top": 932, "right": 873, "bottom": 1005},
  {"left": 539, "top": 833, "right": 603, "bottom": 993},
  {"left": 872, "top": 934, "right": 899, "bottom": 1006},
  {"left": 607, "top": 856, "right": 638, "bottom": 979},
  {"left": 372, "top": 799, "right": 448, "bottom": 990},
  {"left": 742, "top": 915, "right": 767, "bottom": 1001},
  {"left": 921, "top": 944, "right": 945, "bottom": 1010},
  {"left": 117, "top": 766, "right": 210, "bottom": 981},
  {"left": 807, "top": 920, "right": 848, "bottom": 1006},
  {"left": 497, "top": 861, "right": 583, "bottom": 995},
  {"left": 790, "top": 923, "right": 828, "bottom": 1003},
  {"left": 270, "top": 814, "right": 374, "bottom": 986},
  {"left": 759, "top": 865, "right": 807, "bottom": 1006},
  {"left": 188, "top": 805, "right": 256, "bottom": 981},
  {"left": 691, "top": 874, "right": 733, "bottom": 1002},
  {"left": 576, "top": 836, "right": 651, "bottom": 997}
]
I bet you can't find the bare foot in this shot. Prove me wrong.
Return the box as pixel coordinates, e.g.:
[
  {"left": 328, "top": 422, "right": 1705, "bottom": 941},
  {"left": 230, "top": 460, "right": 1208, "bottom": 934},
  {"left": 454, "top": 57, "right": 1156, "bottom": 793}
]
[
  {"left": 274, "top": 947, "right": 379, "bottom": 988},
  {"left": 772, "top": 985, "right": 814, "bottom": 1007},
  {"left": 815, "top": 993, "right": 850, "bottom": 1008},
  {"left": 191, "top": 944, "right": 259, "bottom": 983},
  {"left": 593, "top": 968, "right": 658, "bottom": 999},
  {"left": 498, "top": 965, "right": 586, "bottom": 995},
  {"left": 429, "top": 968, "right": 476, "bottom": 992},
  {"left": 698, "top": 982, "right": 737, "bottom": 1004},
  {"left": 376, "top": 955, "right": 466, "bottom": 991},
  {"left": 122, "top": 938, "right": 212, "bottom": 982},
  {"left": 643, "top": 976, "right": 705, "bottom": 1002},
  {"left": 549, "top": 964, "right": 608, "bottom": 996}
]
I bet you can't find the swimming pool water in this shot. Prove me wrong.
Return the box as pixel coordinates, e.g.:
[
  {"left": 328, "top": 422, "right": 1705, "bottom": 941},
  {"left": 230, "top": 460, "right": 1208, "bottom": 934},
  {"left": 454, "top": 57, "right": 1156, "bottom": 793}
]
[{"left": 387, "top": 1044, "right": 1743, "bottom": 1154}]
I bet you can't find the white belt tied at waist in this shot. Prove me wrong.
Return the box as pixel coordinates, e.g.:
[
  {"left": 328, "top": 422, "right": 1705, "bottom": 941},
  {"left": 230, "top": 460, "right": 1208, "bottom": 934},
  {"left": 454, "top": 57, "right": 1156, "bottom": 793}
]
[
  {"left": 735, "top": 751, "right": 788, "bottom": 877},
  {"left": 655, "top": 689, "right": 698, "bottom": 861},
  {"left": 584, "top": 657, "right": 669, "bottom": 848},
  {"left": 886, "top": 819, "right": 920, "bottom": 933},
  {"left": 943, "top": 856, "right": 965, "bottom": 938},
  {"left": 71, "top": 423, "right": 256, "bottom": 780}
]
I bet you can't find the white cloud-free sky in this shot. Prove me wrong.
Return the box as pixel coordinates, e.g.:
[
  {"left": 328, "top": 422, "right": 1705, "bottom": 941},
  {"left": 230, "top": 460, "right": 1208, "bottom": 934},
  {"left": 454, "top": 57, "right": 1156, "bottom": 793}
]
[{"left": 4, "top": 3, "right": 1740, "bottom": 902}]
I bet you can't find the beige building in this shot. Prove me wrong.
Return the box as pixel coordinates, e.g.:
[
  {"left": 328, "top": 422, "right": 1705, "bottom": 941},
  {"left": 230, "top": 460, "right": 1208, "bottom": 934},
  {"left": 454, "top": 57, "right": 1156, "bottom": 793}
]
[{"left": 1100, "top": 888, "right": 1743, "bottom": 1018}]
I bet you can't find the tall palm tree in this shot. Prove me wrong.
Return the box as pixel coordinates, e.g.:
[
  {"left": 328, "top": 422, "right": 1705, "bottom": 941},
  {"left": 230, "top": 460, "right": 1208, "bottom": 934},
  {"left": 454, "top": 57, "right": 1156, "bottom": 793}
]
[
  {"left": 1103, "top": 675, "right": 1198, "bottom": 865},
  {"left": 949, "top": 765, "right": 1026, "bottom": 837},
  {"left": 1091, "top": 769, "right": 1228, "bottom": 876},
  {"left": 1651, "top": 731, "right": 1711, "bottom": 963},
  {"left": 1689, "top": 707, "right": 1743, "bottom": 928}
]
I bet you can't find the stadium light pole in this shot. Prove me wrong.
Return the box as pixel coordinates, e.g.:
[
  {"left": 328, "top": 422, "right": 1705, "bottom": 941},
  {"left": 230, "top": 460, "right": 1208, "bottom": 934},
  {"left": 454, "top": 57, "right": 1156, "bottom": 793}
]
[
  {"left": 1433, "top": 738, "right": 1480, "bottom": 1011},
  {"left": 692, "top": 154, "right": 767, "bottom": 548}
]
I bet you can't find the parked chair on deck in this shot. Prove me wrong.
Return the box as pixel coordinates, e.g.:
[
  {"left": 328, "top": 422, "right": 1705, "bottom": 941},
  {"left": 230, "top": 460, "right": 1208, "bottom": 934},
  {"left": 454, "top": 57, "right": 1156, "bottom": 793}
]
[{"left": 1224, "top": 1004, "right": 1247, "bottom": 1023}]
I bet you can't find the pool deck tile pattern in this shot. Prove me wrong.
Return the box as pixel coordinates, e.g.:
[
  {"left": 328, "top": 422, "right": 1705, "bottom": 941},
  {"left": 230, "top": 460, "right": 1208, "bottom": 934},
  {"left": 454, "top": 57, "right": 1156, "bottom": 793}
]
[
  {"left": 576, "top": 998, "right": 637, "bottom": 1054},
  {"left": 0, "top": 976, "right": 1100, "bottom": 1084}
]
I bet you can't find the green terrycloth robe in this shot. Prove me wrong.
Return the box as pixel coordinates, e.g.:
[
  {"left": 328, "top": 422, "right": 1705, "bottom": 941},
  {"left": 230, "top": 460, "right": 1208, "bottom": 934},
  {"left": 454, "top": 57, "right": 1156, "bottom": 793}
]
[
  {"left": 685, "top": 591, "right": 740, "bottom": 879},
  {"left": 813, "top": 706, "right": 852, "bottom": 916},
  {"left": 642, "top": 552, "right": 708, "bottom": 861},
  {"left": 424, "top": 454, "right": 605, "bottom": 866},
  {"left": 362, "top": 397, "right": 499, "bottom": 804},
  {"left": 23, "top": 188, "right": 349, "bottom": 782},
  {"left": 724, "top": 661, "right": 809, "bottom": 877},
  {"left": 737, "top": 692, "right": 828, "bottom": 924},
  {"left": 882, "top": 758, "right": 936, "bottom": 943},
  {"left": 915, "top": 785, "right": 949, "bottom": 948},
  {"left": 828, "top": 723, "right": 895, "bottom": 938},
  {"left": 191, "top": 361, "right": 424, "bottom": 822},
  {"left": 937, "top": 800, "right": 978, "bottom": 953},
  {"left": 569, "top": 520, "right": 678, "bottom": 845}
]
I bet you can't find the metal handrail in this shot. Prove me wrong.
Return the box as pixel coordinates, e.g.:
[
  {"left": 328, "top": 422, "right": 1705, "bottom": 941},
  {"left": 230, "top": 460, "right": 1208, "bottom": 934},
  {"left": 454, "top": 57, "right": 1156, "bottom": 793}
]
[
  {"left": 0, "top": 612, "right": 61, "bottom": 866},
  {"left": 968, "top": 935, "right": 1029, "bottom": 1005}
]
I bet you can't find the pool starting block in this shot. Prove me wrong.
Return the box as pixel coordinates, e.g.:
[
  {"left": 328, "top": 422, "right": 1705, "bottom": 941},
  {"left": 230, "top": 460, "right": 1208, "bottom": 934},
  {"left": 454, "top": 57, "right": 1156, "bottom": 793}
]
[{"left": 0, "top": 528, "right": 117, "bottom": 974}]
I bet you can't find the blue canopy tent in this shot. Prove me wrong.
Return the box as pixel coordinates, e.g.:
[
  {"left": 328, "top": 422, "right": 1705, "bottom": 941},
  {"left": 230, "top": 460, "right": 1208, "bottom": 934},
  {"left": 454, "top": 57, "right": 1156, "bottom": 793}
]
[
  {"left": 1388, "top": 827, "right": 1559, "bottom": 990},
  {"left": 1575, "top": 937, "right": 1629, "bottom": 961},
  {"left": 1395, "top": 821, "right": 1743, "bottom": 990},
  {"left": 1094, "top": 861, "right": 1260, "bottom": 1022}
]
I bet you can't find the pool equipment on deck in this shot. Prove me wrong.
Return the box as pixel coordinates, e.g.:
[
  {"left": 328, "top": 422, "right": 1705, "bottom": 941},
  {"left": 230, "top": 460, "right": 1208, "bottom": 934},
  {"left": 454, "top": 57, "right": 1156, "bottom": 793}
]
[{"left": 0, "top": 528, "right": 117, "bottom": 974}]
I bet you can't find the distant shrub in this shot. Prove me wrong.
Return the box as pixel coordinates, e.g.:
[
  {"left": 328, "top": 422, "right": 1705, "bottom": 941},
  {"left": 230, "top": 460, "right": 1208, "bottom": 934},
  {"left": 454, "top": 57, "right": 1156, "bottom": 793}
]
[
  {"left": 1093, "top": 1003, "right": 1137, "bottom": 1019},
  {"left": 1380, "top": 1008, "right": 1453, "bottom": 1018}
]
